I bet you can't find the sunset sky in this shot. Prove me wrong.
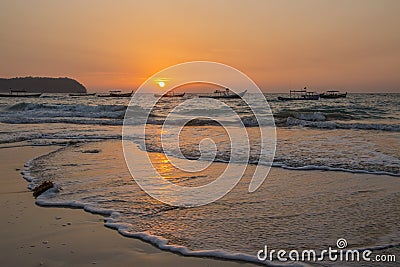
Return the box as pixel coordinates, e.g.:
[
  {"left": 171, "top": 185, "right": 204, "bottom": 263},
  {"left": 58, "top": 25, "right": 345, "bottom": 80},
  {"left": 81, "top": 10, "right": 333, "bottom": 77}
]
[{"left": 1, "top": 0, "right": 399, "bottom": 92}]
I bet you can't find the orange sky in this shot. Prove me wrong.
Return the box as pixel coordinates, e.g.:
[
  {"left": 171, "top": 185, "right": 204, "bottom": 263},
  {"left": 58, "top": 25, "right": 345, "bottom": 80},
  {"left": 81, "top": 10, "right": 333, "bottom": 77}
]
[{"left": 1, "top": 0, "right": 399, "bottom": 92}]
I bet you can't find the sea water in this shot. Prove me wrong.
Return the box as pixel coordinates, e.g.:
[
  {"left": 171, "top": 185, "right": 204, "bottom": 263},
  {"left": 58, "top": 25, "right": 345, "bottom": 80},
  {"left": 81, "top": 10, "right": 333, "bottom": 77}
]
[{"left": 1, "top": 93, "right": 399, "bottom": 266}]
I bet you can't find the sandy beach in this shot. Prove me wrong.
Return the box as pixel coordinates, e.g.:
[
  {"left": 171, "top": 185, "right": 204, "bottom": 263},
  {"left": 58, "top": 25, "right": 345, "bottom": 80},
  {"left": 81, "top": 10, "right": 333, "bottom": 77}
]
[{"left": 0, "top": 145, "right": 256, "bottom": 267}]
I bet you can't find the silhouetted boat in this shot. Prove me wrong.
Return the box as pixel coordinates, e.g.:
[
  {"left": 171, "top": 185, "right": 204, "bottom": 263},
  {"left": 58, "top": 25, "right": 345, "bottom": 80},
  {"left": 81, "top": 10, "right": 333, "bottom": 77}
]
[
  {"left": 69, "top": 93, "right": 96, "bottom": 97},
  {"left": 320, "top": 90, "right": 347, "bottom": 99},
  {"left": 278, "top": 88, "right": 319, "bottom": 101},
  {"left": 97, "top": 90, "right": 133, "bottom": 97},
  {"left": 154, "top": 92, "right": 185, "bottom": 97},
  {"left": 0, "top": 90, "right": 42, "bottom": 98},
  {"left": 199, "top": 89, "right": 247, "bottom": 99}
]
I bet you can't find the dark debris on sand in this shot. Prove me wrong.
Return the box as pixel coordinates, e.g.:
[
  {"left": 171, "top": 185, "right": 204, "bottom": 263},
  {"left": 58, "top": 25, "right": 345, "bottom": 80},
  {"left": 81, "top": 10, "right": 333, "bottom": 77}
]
[
  {"left": 81, "top": 149, "right": 102, "bottom": 153},
  {"left": 32, "top": 181, "right": 54, "bottom": 198}
]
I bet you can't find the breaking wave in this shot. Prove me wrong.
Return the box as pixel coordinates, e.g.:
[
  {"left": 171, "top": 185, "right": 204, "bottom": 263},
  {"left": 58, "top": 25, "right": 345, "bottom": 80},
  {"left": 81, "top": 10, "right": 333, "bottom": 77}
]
[{"left": 286, "top": 117, "right": 400, "bottom": 132}]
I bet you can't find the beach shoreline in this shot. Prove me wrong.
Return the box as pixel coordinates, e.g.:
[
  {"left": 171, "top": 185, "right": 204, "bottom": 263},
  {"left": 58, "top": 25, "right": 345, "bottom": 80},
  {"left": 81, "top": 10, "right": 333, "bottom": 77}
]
[{"left": 0, "top": 145, "right": 256, "bottom": 267}]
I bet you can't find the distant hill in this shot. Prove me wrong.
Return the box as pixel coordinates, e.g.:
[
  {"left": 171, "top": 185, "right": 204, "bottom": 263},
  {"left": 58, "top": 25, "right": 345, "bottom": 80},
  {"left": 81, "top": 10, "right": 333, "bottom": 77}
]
[{"left": 0, "top": 77, "right": 86, "bottom": 93}]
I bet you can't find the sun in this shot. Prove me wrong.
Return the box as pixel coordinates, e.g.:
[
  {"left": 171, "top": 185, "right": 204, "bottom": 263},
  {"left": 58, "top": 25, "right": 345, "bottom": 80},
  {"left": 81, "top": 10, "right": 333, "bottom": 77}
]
[{"left": 158, "top": 81, "right": 165, "bottom": 88}]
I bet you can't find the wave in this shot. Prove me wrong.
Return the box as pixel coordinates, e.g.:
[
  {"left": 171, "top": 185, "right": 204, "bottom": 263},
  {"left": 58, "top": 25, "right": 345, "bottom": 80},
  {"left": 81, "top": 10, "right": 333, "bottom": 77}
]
[
  {"left": 3, "top": 102, "right": 127, "bottom": 119},
  {"left": 273, "top": 104, "right": 391, "bottom": 121},
  {"left": 5, "top": 102, "right": 125, "bottom": 112},
  {"left": 159, "top": 114, "right": 399, "bottom": 131},
  {"left": 271, "top": 162, "right": 400, "bottom": 177},
  {"left": 22, "top": 154, "right": 300, "bottom": 267},
  {"left": 0, "top": 132, "right": 122, "bottom": 145},
  {"left": 275, "top": 111, "right": 328, "bottom": 121},
  {"left": 0, "top": 116, "right": 123, "bottom": 125},
  {"left": 22, "top": 148, "right": 400, "bottom": 267},
  {"left": 146, "top": 117, "right": 270, "bottom": 127},
  {"left": 142, "top": 142, "right": 399, "bottom": 177},
  {"left": 286, "top": 117, "right": 400, "bottom": 132},
  {"left": 108, "top": 224, "right": 294, "bottom": 267},
  {"left": 21, "top": 150, "right": 298, "bottom": 267},
  {"left": 1, "top": 102, "right": 398, "bottom": 133}
]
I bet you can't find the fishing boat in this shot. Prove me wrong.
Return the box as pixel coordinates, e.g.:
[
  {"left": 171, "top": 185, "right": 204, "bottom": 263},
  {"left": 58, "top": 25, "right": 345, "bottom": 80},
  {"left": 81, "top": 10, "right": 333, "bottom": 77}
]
[
  {"left": 0, "top": 90, "right": 42, "bottom": 98},
  {"left": 97, "top": 90, "right": 133, "bottom": 97},
  {"left": 199, "top": 88, "right": 247, "bottom": 99},
  {"left": 69, "top": 93, "right": 96, "bottom": 97},
  {"left": 320, "top": 90, "right": 347, "bottom": 99},
  {"left": 278, "top": 88, "right": 319, "bottom": 101},
  {"left": 154, "top": 92, "right": 185, "bottom": 97}
]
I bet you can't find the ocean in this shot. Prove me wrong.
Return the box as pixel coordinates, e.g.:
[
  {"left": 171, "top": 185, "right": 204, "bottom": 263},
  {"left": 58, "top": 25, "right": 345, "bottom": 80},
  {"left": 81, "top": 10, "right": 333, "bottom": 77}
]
[{"left": 0, "top": 93, "right": 399, "bottom": 265}]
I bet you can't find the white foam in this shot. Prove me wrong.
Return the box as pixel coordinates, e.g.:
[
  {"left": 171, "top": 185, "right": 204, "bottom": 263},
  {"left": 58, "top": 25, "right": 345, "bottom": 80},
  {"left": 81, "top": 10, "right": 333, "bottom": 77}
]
[
  {"left": 271, "top": 162, "right": 400, "bottom": 177},
  {"left": 105, "top": 221, "right": 304, "bottom": 266},
  {"left": 294, "top": 112, "right": 326, "bottom": 121},
  {"left": 286, "top": 117, "right": 400, "bottom": 132}
]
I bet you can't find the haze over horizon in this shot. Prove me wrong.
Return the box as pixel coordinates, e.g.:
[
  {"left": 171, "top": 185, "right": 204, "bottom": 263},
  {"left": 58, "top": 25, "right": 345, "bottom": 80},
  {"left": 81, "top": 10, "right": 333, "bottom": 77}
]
[{"left": 1, "top": 0, "right": 399, "bottom": 93}]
